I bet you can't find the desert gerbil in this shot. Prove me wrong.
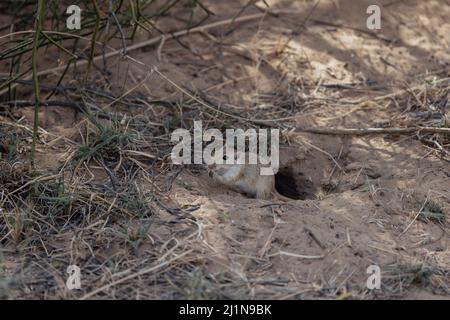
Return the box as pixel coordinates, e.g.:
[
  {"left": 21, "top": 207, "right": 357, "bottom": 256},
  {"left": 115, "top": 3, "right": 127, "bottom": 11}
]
[{"left": 206, "top": 148, "right": 292, "bottom": 201}]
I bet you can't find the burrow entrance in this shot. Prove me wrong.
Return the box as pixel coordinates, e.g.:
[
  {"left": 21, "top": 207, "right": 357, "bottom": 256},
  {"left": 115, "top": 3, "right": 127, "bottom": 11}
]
[
  {"left": 274, "top": 145, "right": 346, "bottom": 200},
  {"left": 275, "top": 170, "right": 314, "bottom": 200}
]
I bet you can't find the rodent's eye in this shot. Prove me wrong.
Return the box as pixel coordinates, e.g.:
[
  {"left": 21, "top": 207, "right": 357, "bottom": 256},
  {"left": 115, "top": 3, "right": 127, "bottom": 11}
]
[{"left": 223, "top": 155, "right": 228, "bottom": 161}]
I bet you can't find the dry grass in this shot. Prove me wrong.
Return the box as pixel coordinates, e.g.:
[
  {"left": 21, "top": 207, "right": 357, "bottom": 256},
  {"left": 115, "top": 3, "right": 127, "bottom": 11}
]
[{"left": 0, "top": 0, "right": 449, "bottom": 299}]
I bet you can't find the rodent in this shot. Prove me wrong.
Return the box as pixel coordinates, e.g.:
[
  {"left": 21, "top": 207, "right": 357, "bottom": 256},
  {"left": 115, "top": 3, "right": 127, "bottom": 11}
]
[{"left": 206, "top": 147, "right": 292, "bottom": 201}]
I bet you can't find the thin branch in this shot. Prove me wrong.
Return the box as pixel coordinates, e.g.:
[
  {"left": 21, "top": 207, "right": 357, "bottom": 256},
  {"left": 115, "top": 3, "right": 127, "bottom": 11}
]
[
  {"left": 6, "top": 10, "right": 288, "bottom": 80},
  {"left": 293, "top": 127, "right": 450, "bottom": 135},
  {"left": 30, "top": 0, "right": 44, "bottom": 169},
  {"left": 85, "top": 0, "right": 101, "bottom": 83}
]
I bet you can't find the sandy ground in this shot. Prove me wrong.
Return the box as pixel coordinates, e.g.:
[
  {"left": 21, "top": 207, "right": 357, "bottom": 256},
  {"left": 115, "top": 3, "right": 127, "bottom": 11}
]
[{"left": 1, "top": 0, "right": 449, "bottom": 299}]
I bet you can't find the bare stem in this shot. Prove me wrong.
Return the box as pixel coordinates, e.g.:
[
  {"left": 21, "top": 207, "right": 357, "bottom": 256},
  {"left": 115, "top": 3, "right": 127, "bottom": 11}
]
[
  {"left": 30, "top": 0, "right": 45, "bottom": 169},
  {"left": 85, "top": 0, "right": 101, "bottom": 83}
]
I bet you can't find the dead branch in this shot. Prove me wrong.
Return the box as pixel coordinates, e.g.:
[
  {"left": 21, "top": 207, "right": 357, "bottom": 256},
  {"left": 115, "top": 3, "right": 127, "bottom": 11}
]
[{"left": 292, "top": 127, "right": 450, "bottom": 136}]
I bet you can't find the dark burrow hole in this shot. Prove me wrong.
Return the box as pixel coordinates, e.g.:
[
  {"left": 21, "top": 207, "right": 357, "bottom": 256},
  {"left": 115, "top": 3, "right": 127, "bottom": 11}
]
[{"left": 275, "top": 168, "right": 315, "bottom": 200}]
